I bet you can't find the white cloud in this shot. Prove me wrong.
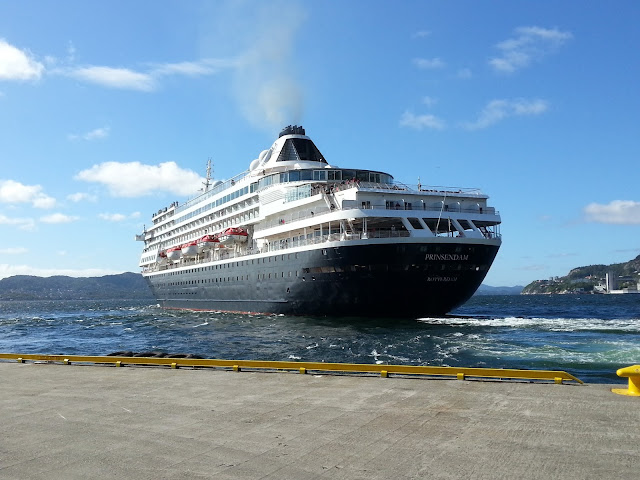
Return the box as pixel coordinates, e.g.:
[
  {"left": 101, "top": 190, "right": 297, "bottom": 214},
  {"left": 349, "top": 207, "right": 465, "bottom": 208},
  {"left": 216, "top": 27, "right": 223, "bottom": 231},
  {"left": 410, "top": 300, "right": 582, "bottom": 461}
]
[
  {"left": 463, "top": 98, "right": 548, "bottom": 130},
  {"left": 75, "top": 161, "right": 204, "bottom": 197},
  {"left": 490, "top": 26, "right": 572, "bottom": 73},
  {"left": 422, "top": 96, "right": 437, "bottom": 108},
  {"left": 584, "top": 200, "right": 640, "bottom": 225},
  {"left": 63, "top": 58, "right": 238, "bottom": 92},
  {"left": 40, "top": 213, "right": 79, "bottom": 224},
  {"left": 457, "top": 68, "right": 472, "bottom": 79},
  {"left": 31, "top": 195, "right": 57, "bottom": 209},
  {"left": 67, "top": 66, "right": 156, "bottom": 91},
  {"left": 0, "top": 264, "right": 122, "bottom": 280},
  {"left": 0, "top": 214, "right": 35, "bottom": 231},
  {"left": 0, "top": 39, "right": 45, "bottom": 81},
  {"left": 99, "top": 213, "right": 126, "bottom": 222},
  {"left": 84, "top": 127, "right": 110, "bottom": 140},
  {"left": 0, "top": 247, "right": 28, "bottom": 255},
  {"left": 98, "top": 211, "right": 140, "bottom": 222},
  {"left": 68, "top": 126, "right": 110, "bottom": 141},
  {"left": 412, "top": 57, "right": 445, "bottom": 69},
  {"left": 0, "top": 179, "right": 56, "bottom": 208},
  {"left": 399, "top": 111, "right": 445, "bottom": 130},
  {"left": 66, "top": 41, "right": 76, "bottom": 63},
  {"left": 150, "top": 58, "right": 238, "bottom": 77},
  {"left": 67, "top": 192, "right": 98, "bottom": 202},
  {"left": 412, "top": 30, "right": 431, "bottom": 39}
]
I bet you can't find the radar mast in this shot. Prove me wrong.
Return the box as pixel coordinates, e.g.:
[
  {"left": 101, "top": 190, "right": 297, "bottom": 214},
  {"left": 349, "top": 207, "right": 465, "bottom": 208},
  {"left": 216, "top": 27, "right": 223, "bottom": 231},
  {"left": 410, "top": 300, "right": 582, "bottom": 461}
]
[{"left": 203, "top": 158, "right": 213, "bottom": 192}]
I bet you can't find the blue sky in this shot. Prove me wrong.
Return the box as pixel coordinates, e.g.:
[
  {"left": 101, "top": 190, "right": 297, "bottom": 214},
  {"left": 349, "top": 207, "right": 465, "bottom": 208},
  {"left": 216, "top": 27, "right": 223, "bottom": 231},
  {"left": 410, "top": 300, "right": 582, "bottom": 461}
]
[{"left": 1, "top": 0, "right": 639, "bottom": 286}]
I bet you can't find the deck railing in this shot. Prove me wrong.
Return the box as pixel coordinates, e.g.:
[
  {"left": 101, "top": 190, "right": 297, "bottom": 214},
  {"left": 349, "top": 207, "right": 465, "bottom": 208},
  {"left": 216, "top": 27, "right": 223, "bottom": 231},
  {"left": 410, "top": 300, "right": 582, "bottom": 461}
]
[
  {"left": 141, "top": 224, "right": 504, "bottom": 275},
  {"left": 254, "top": 201, "right": 498, "bottom": 232}
]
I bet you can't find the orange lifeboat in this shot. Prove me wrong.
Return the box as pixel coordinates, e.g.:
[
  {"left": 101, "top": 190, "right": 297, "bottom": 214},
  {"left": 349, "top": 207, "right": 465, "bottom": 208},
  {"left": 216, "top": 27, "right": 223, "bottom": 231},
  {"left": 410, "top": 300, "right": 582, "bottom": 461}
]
[
  {"left": 197, "top": 234, "right": 219, "bottom": 253},
  {"left": 166, "top": 246, "right": 182, "bottom": 261},
  {"left": 181, "top": 240, "right": 198, "bottom": 257},
  {"left": 218, "top": 227, "right": 248, "bottom": 245}
]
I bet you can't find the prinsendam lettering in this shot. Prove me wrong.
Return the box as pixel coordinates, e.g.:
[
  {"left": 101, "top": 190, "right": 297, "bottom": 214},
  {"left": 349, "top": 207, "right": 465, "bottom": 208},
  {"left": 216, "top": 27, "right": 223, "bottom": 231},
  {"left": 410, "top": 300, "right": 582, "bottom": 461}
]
[{"left": 424, "top": 254, "right": 469, "bottom": 261}]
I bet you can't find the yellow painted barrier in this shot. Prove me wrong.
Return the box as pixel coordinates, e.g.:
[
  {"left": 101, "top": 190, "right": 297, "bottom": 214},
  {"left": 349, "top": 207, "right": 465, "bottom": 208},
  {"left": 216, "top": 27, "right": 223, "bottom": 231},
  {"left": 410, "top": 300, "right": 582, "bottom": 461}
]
[
  {"left": 612, "top": 365, "right": 640, "bottom": 396},
  {"left": 0, "top": 353, "right": 583, "bottom": 384}
]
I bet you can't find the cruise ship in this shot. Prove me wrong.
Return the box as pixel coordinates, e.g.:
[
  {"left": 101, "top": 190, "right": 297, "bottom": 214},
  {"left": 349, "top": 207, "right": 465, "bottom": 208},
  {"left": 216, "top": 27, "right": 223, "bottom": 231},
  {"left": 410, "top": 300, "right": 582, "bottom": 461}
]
[{"left": 136, "top": 125, "right": 501, "bottom": 318}]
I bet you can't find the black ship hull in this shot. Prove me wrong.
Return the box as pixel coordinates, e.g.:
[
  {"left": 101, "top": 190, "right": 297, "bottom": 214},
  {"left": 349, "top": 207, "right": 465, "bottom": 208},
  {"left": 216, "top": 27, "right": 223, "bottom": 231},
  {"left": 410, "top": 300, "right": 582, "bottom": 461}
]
[{"left": 144, "top": 241, "right": 499, "bottom": 318}]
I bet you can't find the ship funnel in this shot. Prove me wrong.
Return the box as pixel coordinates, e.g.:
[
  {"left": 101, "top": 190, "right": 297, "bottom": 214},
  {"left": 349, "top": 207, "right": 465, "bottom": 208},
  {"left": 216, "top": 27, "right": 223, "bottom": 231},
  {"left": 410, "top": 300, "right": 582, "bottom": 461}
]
[{"left": 279, "top": 125, "right": 305, "bottom": 138}]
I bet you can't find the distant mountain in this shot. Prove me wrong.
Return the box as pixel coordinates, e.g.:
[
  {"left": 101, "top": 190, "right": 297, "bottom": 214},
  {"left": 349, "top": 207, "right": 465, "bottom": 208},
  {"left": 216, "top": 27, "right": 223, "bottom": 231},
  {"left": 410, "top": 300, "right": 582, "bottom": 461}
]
[
  {"left": 0, "top": 272, "right": 153, "bottom": 300},
  {"left": 0, "top": 273, "right": 522, "bottom": 300},
  {"left": 474, "top": 284, "right": 523, "bottom": 295},
  {"left": 522, "top": 254, "right": 640, "bottom": 294}
]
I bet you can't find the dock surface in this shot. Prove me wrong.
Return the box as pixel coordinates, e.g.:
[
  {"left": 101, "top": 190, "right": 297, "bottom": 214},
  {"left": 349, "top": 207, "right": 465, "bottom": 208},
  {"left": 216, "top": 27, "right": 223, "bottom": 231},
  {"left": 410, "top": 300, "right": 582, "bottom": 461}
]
[{"left": 0, "top": 362, "right": 637, "bottom": 479}]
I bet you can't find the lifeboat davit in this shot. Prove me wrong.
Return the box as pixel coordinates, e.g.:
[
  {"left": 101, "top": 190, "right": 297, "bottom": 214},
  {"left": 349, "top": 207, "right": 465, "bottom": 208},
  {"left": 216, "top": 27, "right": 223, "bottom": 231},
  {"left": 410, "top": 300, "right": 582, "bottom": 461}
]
[
  {"left": 181, "top": 240, "right": 198, "bottom": 257},
  {"left": 197, "top": 234, "right": 219, "bottom": 253},
  {"left": 218, "top": 227, "right": 248, "bottom": 245},
  {"left": 166, "top": 246, "right": 182, "bottom": 261}
]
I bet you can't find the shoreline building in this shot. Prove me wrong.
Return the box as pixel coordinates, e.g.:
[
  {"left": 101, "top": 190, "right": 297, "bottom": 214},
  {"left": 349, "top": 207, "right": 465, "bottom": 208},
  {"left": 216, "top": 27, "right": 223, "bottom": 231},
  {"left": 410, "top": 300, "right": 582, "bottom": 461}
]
[{"left": 605, "top": 272, "right": 640, "bottom": 294}]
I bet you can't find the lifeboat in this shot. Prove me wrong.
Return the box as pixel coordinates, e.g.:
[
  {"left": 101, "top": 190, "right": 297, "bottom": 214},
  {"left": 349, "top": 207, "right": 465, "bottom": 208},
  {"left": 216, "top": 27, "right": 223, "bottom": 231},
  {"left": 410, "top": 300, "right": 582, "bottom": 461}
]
[
  {"left": 218, "top": 227, "right": 248, "bottom": 245},
  {"left": 157, "top": 250, "right": 168, "bottom": 264},
  {"left": 197, "top": 234, "right": 219, "bottom": 253},
  {"left": 166, "top": 246, "right": 182, "bottom": 261},
  {"left": 181, "top": 240, "right": 198, "bottom": 257}
]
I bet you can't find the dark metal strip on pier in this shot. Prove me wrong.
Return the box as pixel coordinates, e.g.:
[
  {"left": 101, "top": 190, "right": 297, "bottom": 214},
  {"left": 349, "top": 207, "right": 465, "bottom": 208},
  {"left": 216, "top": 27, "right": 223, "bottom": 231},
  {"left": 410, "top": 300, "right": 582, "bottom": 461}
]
[{"left": 0, "top": 353, "right": 583, "bottom": 384}]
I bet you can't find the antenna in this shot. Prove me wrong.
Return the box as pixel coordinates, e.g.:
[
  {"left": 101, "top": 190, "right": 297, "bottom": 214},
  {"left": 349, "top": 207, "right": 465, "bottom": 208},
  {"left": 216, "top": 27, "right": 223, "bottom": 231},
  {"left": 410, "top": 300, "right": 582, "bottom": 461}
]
[{"left": 203, "top": 158, "right": 213, "bottom": 192}]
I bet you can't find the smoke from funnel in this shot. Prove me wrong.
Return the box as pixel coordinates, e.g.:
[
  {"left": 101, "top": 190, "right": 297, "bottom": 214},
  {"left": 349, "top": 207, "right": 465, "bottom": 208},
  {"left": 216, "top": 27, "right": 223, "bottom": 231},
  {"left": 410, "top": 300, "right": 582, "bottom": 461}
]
[{"left": 232, "top": 2, "right": 306, "bottom": 130}]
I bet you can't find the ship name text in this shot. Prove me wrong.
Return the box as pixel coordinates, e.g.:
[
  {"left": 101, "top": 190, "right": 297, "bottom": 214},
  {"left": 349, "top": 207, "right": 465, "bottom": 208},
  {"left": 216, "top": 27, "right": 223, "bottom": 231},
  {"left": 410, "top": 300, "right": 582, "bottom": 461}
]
[{"left": 425, "top": 254, "right": 469, "bottom": 261}]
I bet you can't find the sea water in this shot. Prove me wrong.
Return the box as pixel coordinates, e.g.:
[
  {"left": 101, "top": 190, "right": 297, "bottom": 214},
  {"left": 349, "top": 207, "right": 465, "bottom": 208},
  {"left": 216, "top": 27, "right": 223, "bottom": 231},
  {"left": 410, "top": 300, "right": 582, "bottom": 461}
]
[{"left": 0, "top": 295, "right": 638, "bottom": 384}]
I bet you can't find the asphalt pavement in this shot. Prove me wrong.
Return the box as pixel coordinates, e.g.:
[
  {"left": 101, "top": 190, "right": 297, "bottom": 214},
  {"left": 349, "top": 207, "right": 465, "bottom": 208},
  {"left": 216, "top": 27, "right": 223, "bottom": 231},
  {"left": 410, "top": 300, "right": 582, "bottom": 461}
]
[{"left": 0, "top": 361, "right": 637, "bottom": 479}]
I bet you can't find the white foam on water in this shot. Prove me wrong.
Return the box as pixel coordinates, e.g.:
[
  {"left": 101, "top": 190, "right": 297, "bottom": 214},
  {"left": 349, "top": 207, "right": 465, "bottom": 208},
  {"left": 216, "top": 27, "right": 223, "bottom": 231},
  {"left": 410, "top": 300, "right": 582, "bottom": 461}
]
[
  {"left": 384, "top": 354, "right": 410, "bottom": 363},
  {"left": 419, "top": 316, "right": 640, "bottom": 332}
]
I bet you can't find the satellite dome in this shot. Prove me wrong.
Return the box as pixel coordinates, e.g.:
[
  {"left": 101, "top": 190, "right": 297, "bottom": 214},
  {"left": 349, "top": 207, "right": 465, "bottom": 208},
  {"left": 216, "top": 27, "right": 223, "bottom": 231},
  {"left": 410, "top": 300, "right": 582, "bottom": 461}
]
[{"left": 259, "top": 148, "right": 272, "bottom": 164}]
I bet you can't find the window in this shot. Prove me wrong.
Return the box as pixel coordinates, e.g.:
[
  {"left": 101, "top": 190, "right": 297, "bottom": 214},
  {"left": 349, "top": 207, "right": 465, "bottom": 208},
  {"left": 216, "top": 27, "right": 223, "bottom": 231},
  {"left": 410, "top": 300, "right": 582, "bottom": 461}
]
[
  {"left": 289, "top": 171, "right": 300, "bottom": 182},
  {"left": 328, "top": 170, "right": 342, "bottom": 181},
  {"left": 408, "top": 218, "right": 423, "bottom": 229}
]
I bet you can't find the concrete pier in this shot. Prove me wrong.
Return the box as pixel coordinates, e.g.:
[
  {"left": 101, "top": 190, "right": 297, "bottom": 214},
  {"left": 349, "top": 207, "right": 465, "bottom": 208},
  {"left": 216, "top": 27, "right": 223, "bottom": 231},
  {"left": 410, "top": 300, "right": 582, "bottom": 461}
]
[{"left": 0, "top": 362, "right": 637, "bottom": 479}]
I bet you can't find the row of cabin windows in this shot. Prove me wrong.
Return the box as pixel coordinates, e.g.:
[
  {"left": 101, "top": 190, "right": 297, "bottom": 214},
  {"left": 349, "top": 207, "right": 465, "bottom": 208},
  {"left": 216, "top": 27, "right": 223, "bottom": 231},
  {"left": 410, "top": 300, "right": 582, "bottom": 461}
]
[
  {"left": 153, "top": 245, "right": 478, "bottom": 279},
  {"left": 156, "top": 254, "right": 301, "bottom": 278},
  {"left": 154, "top": 262, "right": 488, "bottom": 289},
  {"left": 173, "top": 168, "right": 393, "bottom": 227},
  {"left": 159, "top": 168, "right": 394, "bottom": 248}
]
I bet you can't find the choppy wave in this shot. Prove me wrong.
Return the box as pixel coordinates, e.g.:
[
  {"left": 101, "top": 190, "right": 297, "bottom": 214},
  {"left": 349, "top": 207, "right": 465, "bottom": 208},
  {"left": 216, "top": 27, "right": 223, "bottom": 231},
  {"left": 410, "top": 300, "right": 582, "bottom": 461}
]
[{"left": 0, "top": 295, "right": 638, "bottom": 384}]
